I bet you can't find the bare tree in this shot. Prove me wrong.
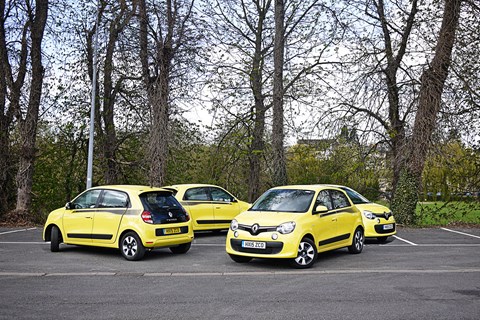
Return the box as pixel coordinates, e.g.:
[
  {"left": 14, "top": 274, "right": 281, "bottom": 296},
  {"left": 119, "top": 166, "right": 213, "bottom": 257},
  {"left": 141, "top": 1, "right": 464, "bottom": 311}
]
[
  {"left": 0, "top": 0, "right": 48, "bottom": 219},
  {"left": 139, "top": 0, "right": 195, "bottom": 187},
  {"left": 272, "top": 0, "right": 287, "bottom": 186},
  {"left": 392, "top": 0, "right": 462, "bottom": 223},
  {"left": 85, "top": 0, "right": 137, "bottom": 184}
]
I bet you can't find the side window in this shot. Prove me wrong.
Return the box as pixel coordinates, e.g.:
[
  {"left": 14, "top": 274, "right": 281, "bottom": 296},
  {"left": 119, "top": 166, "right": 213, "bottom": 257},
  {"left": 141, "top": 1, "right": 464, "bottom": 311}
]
[
  {"left": 210, "top": 188, "right": 234, "bottom": 202},
  {"left": 72, "top": 190, "right": 101, "bottom": 209},
  {"left": 184, "top": 188, "right": 210, "bottom": 201},
  {"left": 98, "top": 190, "right": 129, "bottom": 208},
  {"left": 330, "top": 190, "right": 350, "bottom": 209},
  {"left": 316, "top": 190, "right": 333, "bottom": 210}
]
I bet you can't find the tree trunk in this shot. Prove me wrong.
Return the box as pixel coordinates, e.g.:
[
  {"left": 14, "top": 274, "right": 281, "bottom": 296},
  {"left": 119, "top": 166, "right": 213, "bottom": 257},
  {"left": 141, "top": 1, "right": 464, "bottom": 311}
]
[
  {"left": 247, "top": 1, "right": 270, "bottom": 202},
  {"left": 139, "top": 0, "right": 173, "bottom": 187},
  {"left": 392, "top": 0, "right": 462, "bottom": 224},
  {"left": 272, "top": 0, "right": 287, "bottom": 187},
  {"left": 15, "top": 0, "right": 48, "bottom": 214}
]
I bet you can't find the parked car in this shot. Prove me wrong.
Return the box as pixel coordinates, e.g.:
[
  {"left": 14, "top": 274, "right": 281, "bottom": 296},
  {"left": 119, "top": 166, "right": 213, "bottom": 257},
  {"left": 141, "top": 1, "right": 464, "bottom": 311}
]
[
  {"left": 43, "top": 185, "right": 194, "bottom": 261},
  {"left": 226, "top": 185, "right": 365, "bottom": 269},
  {"left": 162, "top": 184, "right": 250, "bottom": 231},
  {"left": 335, "top": 186, "right": 396, "bottom": 242}
]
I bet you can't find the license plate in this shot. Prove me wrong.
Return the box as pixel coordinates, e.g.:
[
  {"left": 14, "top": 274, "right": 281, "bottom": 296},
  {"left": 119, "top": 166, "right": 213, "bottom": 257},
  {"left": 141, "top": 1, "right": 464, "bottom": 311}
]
[
  {"left": 164, "top": 227, "right": 181, "bottom": 235},
  {"left": 383, "top": 224, "right": 393, "bottom": 230},
  {"left": 242, "top": 241, "right": 266, "bottom": 249}
]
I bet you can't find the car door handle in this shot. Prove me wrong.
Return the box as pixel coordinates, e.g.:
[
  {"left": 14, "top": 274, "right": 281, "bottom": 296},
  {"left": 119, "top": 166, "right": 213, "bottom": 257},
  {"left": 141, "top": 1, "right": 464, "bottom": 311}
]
[
  {"left": 332, "top": 218, "right": 337, "bottom": 222},
  {"left": 85, "top": 216, "right": 93, "bottom": 219}
]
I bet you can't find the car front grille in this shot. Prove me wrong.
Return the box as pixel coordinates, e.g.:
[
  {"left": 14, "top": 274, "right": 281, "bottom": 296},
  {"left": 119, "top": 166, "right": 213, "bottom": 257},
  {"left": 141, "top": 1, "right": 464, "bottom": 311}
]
[
  {"left": 374, "top": 224, "right": 396, "bottom": 234},
  {"left": 230, "top": 239, "right": 283, "bottom": 254},
  {"left": 237, "top": 224, "right": 276, "bottom": 236}
]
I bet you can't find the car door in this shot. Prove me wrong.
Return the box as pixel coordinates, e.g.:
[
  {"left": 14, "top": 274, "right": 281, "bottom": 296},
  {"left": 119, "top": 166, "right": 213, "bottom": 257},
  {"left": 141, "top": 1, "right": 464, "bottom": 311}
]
[
  {"left": 62, "top": 189, "right": 101, "bottom": 244},
  {"left": 209, "top": 187, "right": 239, "bottom": 227},
  {"left": 313, "top": 190, "right": 339, "bottom": 251},
  {"left": 91, "top": 189, "right": 129, "bottom": 244},
  {"left": 329, "top": 189, "right": 357, "bottom": 245},
  {"left": 181, "top": 187, "right": 214, "bottom": 228}
]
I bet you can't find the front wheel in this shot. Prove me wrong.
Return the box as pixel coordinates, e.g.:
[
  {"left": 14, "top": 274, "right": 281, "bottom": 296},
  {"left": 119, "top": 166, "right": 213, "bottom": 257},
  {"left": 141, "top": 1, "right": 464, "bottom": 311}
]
[
  {"left": 290, "top": 238, "right": 317, "bottom": 269},
  {"left": 348, "top": 228, "right": 364, "bottom": 254},
  {"left": 120, "top": 232, "right": 145, "bottom": 261},
  {"left": 170, "top": 242, "right": 191, "bottom": 254},
  {"left": 50, "top": 225, "right": 62, "bottom": 252},
  {"left": 228, "top": 254, "right": 252, "bottom": 263}
]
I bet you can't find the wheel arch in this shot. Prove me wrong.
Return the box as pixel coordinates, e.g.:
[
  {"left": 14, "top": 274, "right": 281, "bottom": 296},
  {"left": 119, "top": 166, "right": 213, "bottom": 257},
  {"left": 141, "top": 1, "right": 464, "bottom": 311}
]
[
  {"left": 118, "top": 229, "right": 140, "bottom": 249},
  {"left": 44, "top": 224, "right": 63, "bottom": 242}
]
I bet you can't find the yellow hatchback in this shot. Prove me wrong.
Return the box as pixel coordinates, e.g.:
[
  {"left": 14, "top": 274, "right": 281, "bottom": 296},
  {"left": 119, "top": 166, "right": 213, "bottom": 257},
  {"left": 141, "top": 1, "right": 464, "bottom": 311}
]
[
  {"left": 163, "top": 184, "right": 250, "bottom": 231},
  {"left": 43, "top": 185, "right": 194, "bottom": 261},
  {"left": 226, "top": 185, "right": 365, "bottom": 268},
  {"left": 335, "top": 186, "right": 396, "bottom": 242}
]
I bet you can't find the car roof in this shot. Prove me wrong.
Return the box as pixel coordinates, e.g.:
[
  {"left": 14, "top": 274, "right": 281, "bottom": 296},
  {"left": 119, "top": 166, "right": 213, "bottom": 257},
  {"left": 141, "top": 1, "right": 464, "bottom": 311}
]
[
  {"left": 89, "top": 185, "right": 173, "bottom": 194},
  {"left": 272, "top": 184, "right": 348, "bottom": 191},
  {"left": 163, "top": 184, "right": 221, "bottom": 190}
]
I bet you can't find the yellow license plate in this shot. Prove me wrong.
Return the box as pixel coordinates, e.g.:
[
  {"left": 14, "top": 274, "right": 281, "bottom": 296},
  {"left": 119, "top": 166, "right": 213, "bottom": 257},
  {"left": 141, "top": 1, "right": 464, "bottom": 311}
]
[{"left": 164, "top": 228, "right": 181, "bottom": 235}]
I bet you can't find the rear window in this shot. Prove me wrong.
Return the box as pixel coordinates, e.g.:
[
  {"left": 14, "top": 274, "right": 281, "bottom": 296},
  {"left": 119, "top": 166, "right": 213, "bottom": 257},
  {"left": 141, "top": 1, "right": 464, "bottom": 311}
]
[{"left": 140, "top": 191, "right": 183, "bottom": 214}]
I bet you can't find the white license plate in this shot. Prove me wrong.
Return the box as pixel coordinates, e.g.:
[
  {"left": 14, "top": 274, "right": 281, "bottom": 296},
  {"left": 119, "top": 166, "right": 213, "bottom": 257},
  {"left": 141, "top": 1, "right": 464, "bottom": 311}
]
[
  {"left": 242, "top": 241, "right": 266, "bottom": 249},
  {"left": 383, "top": 224, "right": 394, "bottom": 230}
]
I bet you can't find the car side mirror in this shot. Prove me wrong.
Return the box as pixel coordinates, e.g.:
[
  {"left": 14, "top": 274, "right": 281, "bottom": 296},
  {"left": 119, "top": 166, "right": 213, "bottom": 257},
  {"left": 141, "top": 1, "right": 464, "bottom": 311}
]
[
  {"left": 313, "top": 205, "right": 329, "bottom": 214},
  {"left": 65, "top": 202, "right": 74, "bottom": 210},
  {"left": 231, "top": 198, "right": 238, "bottom": 203}
]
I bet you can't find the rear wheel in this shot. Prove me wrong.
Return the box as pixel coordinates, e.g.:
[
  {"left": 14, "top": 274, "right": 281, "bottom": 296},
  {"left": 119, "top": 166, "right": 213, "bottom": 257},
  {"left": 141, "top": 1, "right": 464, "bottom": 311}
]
[
  {"left": 228, "top": 254, "right": 252, "bottom": 263},
  {"left": 170, "top": 242, "right": 191, "bottom": 254},
  {"left": 50, "top": 226, "right": 61, "bottom": 252},
  {"left": 290, "top": 238, "right": 317, "bottom": 269},
  {"left": 120, "top": 232, "right": 145, "bottom": 261},
  {"left": 348, "top": 228, "right": 364, "bottom": 254}
]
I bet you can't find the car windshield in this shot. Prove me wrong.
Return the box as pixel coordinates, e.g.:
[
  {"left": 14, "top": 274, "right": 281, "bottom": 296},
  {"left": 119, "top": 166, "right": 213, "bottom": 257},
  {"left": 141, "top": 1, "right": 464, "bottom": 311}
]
[
  {"left": 249, "top": 189, "right": 315, "bottom": 213},
  {"left": 340, "top": 187, "right": 370, "bottom": 204}
]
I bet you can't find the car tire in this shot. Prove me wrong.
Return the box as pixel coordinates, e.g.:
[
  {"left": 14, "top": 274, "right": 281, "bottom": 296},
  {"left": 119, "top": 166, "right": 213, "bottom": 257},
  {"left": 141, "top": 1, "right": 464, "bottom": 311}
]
[
  {"left": 290, "top": 238, "right": 317, "bottom": 269},
  {"left": 348, "top": 228, "right": 365, "bottom": 254},
  {"left": 377, "top": 236, "right": 388, "bottom": 243},
  {"left": 50, "top": 225, "right": 61, "bottom": 252},
  {"left": 170, "top": 242, "right": 191, "bottom": 254},
  {"left": 120, "top": 232, "right": 145, "bottom": 261},
  {"left": 228, "top": 254, "right": 252, "bottom": 263}
]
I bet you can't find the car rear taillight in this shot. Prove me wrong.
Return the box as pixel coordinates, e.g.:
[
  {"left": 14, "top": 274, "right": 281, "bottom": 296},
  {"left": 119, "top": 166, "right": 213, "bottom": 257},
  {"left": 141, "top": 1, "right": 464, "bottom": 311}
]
[
  {"left": 141, "top": 211, "right": 153, "bottom": 224},
  {"left": 184, "top": 210, "right": 190, "bottom": 222}
]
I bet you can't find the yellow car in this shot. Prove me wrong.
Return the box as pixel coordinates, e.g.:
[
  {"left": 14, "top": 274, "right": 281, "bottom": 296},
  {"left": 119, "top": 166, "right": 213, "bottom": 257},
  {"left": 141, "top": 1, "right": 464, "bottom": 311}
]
[
  {"left": 43, "top": 185, "right": 194, "bottom": 261},
  {"left": 334, "top": 186, "right": 396, "bottom": 242},
  {"left": 163, "top": 184, "right": 250, "bottom": 231},
  {"left": 226, "top": 185, "right": 365, "bottom": 268}
]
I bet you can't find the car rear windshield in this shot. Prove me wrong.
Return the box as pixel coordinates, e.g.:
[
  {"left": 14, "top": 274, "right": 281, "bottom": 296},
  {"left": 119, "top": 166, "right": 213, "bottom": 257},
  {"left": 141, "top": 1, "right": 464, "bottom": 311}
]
[
  {"left": 139, "top": 191, "right": 184, "bottom": 214},
  {"left": 249, "top": 189, "right": 315, "bottom": 213}
]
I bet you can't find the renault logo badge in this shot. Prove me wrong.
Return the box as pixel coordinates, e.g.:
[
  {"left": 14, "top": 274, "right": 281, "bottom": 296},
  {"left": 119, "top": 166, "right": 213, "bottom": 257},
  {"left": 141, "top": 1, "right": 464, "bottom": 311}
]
[
  {"left": 251, "top": 223, "right": 259, "bottom": 234},
  {"left": 168, "top": 212, "right": 173, "bottom": 218},
  {"left": 384, "top": 212, "right": 390, "bottom": 220}
]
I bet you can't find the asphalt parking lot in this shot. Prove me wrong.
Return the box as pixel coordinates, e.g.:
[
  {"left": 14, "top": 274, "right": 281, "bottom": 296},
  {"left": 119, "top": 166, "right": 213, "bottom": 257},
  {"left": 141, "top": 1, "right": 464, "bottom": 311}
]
[{"left": 0, "top": 226, "right": 479, "bottom": 319}]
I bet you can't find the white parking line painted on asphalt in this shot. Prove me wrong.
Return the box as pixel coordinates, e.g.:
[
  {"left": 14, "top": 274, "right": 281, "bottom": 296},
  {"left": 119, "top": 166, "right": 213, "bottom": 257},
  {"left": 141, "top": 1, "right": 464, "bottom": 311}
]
[
  {"left": 393, "top": 235, "right": 418, "bottom": 245},
  {"left": 0, "top": 227, "right": 37, "bottom": 235},
  {"left": 441, "top": 227, "right": 480, "bottom": 240},
  {"left": 1, "top": 269, "right": 480, "bottom": 277},
  {"left": 0, "top": 241, "right": 47, "bottom": 244}
]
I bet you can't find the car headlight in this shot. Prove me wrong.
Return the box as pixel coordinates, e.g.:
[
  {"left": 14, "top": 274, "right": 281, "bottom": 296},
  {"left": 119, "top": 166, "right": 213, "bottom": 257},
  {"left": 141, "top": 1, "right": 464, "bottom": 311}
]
[
  {"left": 363, "top": 210, "right": 376, "bottom": 220},
  {"left": 230, "top": 219, "right": 238, "bottom": 231},
  {"left": 276, "top": 221, "right": 296, "bottom": 234}
]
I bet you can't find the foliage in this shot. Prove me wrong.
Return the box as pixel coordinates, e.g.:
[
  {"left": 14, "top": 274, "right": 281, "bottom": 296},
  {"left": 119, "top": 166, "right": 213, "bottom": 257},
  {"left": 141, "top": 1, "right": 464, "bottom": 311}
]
[
  {"left": 415, "top": 201, "right": 480, "bottom": 226},
  {"left": 391, "top": 170, "right": 418, "bottom": 225}
]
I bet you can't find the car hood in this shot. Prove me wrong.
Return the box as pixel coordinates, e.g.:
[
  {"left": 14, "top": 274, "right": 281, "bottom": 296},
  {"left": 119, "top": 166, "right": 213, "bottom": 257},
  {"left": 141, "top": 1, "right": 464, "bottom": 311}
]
[
  {"left": 235, "top": 210, "right": 302, "bottom": 226},
  {"left": 355, "top": 203, "right": 390, "bottom": 214}
]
